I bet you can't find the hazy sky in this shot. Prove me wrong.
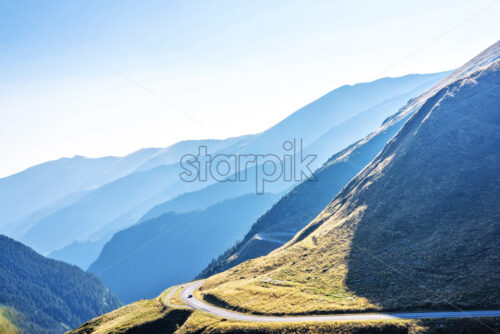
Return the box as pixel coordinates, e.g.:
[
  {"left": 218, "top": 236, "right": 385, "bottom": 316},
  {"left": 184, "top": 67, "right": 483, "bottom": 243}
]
[{"left": 1, "top": 0, "right": 499, "bottom": 177}]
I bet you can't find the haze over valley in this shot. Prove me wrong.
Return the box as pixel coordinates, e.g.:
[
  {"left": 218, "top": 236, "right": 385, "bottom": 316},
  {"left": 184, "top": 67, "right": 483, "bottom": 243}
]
[{"left": 1, "top": 2, "right": 499, "bottom": 333}]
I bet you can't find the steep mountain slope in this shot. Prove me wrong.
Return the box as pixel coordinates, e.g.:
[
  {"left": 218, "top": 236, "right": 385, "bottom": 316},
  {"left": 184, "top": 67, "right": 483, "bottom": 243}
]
[
  {"left": 0, "top": 306, "right": 19, "bottom": 334},
  {"left": 196, "top": 74, "right": 450, "bottom": 279},
  {"left": 137, "top": 72, "right": 449, "bottom": 226},
  {"left": 44, "top": 72, "right": 448, "bottom": 269},
  {"left": 236, "top": 72, "right": 450, "bottom": 156},
  {"left": 198, "top": 107, "right": 413, "bottom": 278},
  {"left": 0, "top": 235, "right": 121, "bottom": 334},
  {"left": 9, "top": 73, "right": 445, "bottom": 263},
  {"left": 199, "top": 43, "right": 500, "bottom": 315},
  {"left": 89, "top": 193, "right": 279, "bottom": 303}
]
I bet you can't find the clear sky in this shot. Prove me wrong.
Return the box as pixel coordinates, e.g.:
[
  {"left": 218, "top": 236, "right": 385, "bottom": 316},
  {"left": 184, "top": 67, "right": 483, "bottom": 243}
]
[{"left": 1, "top": 0, "right": 499, "bottom": 177}]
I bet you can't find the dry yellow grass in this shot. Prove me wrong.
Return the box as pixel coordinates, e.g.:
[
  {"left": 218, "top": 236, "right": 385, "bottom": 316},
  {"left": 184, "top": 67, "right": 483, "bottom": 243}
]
[
  {"left": 176, "top": 314, "right": 423, "bottom": 334},
  {"left": 169, "top": 287, "right": 187, "bottom": 306},
  {"left": 208, "top": 317, "right": 500, "bottom": 333},
  {"left": 71, "top": 302, "right": 500, "bottom": 334},
  {"left": 0, "top": 307, "right": 19, "bottom": 334},
  {"left": 198, "top": 206, "right": 380, "bottom": 315},
  {"left": 198, "top": 61, "right": 500, "bottom": 316},
  {"left": 67, "top": 298, "right": 162, "bottom": 334},
  {"left": 186, "top": 318, "right": 424, "bottom": 333},
  {"left": 68, "top": 286, "right": 500, "bottom": 333},
  {"left": 66, "top": 295, "right": 190, "bottom": 334}
]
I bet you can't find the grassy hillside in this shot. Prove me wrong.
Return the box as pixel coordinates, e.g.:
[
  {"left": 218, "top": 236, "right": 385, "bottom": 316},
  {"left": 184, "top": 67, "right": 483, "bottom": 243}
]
[
  {"left": 69, "top": 42, "right": 500, "bottom": 334},
  {"left": 0, "top": 235, "right": 121, "bottom": 334},
  {"left": 68, "top": 292, "right": 500, "bottom": 334},
  {"left": 68, "top": 293, "right": 193, "bottom": 334},
  {"left": 198, "top": 56, "right": 500, "bottom": 315},
  {"left": 196, "top": 71, "right": 450, "bottom": 280},
  {"left": 198, "top": 103, "right": 415, "bottom": 279},
  {"left": 139, "top": 72, "right": 448, "bottom": 225}
]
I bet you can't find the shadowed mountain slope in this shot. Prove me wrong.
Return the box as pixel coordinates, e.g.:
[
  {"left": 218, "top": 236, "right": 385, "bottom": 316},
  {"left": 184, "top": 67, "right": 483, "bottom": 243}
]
[
  {"left": 0, "top": 235, "right": 121, "bottom": 334},
  {"left": 198, "top": 107, "right": 413, "bottom": 278},
  {"left": 196, "top": 73, "right": 452, "bottom": 279},
  {"left": 138, "top": 72, "right": 449, "bottom": 225},
  {"left": 4, "top": 72, "right": 446, "bottom": 268},
  {"left": 199, "top": 42, "right": 500, "bottom": 315}
]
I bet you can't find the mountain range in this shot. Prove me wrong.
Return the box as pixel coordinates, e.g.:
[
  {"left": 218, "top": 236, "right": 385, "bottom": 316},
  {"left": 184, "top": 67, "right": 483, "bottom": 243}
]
[
  {"left": 0, "top": 71, "right": 448, "bottom": 274},
  {"left": 198, "top": 99, "right": 417, "bottom": 278},
  {"left": 67, "top": 40, "right": 500, "bottom": 334},
  {"left": 199, "top": 40, "right": 500, "bottom": 316},
  {"left": 89, "top": 193, "right": 280, "bottom": 303},
  {"left": 3, "top": 48, "right": 482, "bottom": 334},
  {"left": 84, "top": 72, "right": 449, "bottom": 303}
]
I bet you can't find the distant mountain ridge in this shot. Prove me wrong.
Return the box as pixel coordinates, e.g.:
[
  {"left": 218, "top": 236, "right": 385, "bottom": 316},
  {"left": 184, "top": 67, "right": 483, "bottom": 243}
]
[
  {"left": 85, "top": 71, "right": 451, "bottom": 304},
  {"left": 1, "top": 138, "right": 244, "bottom": 236},
  {"left": 196, "top": 73, "right": 452, "bottom": 279},
  {"left": 137, "top": 72, "right": 449, "bottom": 225},
  {"left": 89, "top": 193, "right": 280, "bottom": 303},
  {"left": 198, "top": 106, "right": 414, "bottom": 278},
  {"left": 1, "top": 71, "right": 448, "bottom": 270},
  {"left": 12, "top": 138, "right": 249, "bottom": 255},
  {"left": 235, "top": 72, "right": 451, "bottom": 157}
]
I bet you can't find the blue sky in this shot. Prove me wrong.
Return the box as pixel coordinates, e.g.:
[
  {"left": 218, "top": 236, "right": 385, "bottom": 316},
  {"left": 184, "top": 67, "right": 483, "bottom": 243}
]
[{"left": 1, "top": 0, "right": 499, "bottom": 177}]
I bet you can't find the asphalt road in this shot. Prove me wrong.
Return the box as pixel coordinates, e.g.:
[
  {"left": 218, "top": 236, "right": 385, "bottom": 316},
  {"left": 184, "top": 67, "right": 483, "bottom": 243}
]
[
  {"left": 163, "top": 285, "right": 187, "bottom": 308},
  {"left": 177, "top": 280, "right": 500, "bottom": 322}
]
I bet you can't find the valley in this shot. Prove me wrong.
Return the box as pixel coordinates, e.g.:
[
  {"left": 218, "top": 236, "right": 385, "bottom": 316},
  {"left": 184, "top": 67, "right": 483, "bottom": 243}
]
[{"left": 68, "top": 39, "right": 500, "bottom": 334}]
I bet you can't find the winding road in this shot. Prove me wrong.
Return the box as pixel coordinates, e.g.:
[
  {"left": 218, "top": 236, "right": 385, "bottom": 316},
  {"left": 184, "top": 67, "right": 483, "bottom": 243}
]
[{"left": 168, "top": 280, "right": 500, "bottom": 323}]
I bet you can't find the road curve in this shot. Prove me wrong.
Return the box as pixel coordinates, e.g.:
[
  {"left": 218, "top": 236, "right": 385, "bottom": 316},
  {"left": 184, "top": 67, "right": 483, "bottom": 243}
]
[{"left": 179, "top": 280, "right": 500, "bottom": 322}]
